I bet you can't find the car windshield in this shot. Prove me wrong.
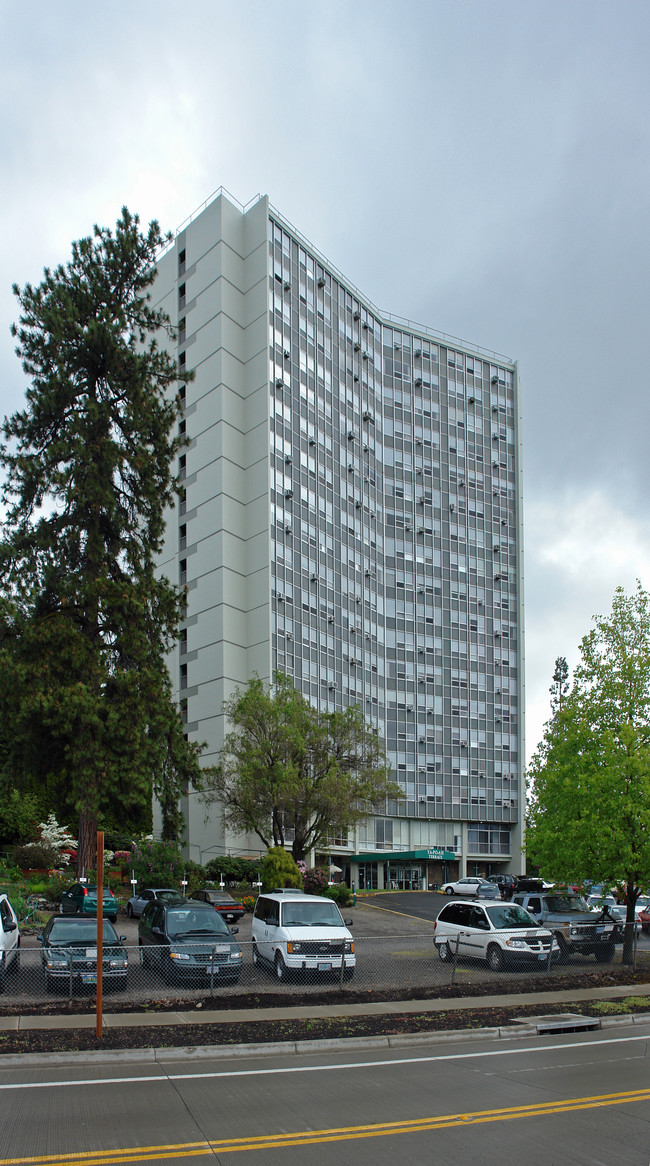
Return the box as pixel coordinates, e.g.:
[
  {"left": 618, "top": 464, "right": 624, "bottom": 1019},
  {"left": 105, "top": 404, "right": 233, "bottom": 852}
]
[
  {"left": 47, "top": 920, "right": 119, "bottom": 945},
  {"left": 485, "top": 905, "right": 538, "bottom": 929},
  {"left": 545, "top": 895, "right": 590, "bottom": 912},
  {"left": 154, "top": 890, "right": 182, "bottom": 902},
  {"left": 166, "top": 909, "right": 230, "bottom": 937},
  {"left": 281, "top": 902, "right": 343, "bottom": 927},
  {"left": 206, "top": 893, "right": 234, "bottom": 904}
]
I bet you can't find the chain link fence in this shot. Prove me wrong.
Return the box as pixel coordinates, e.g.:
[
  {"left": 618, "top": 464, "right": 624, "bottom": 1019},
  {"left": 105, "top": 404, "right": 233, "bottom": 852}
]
[{"left": 1, "top": 920, "right": 645, "bottom": 1005}]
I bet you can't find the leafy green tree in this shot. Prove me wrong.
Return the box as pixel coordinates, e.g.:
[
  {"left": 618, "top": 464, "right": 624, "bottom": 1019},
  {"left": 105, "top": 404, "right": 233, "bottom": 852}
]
[
  {"left": 203, "top": 672, "right": 401, "bottom": 862},
  {"left": 0, "top": 787, "right": 42, "bottom": 846},
  {"left": 260, "top": 846, "right": 303, "bottom": 893},
  {"left": 0, "top": 208, "right": 204, "bottom": 872},
  {"left": 527, "top": 583, "right": 650, "bottom": 963}
]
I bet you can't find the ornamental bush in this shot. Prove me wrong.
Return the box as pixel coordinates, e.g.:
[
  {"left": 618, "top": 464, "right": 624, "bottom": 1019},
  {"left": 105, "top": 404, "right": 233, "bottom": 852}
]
[
  {"left": 260, "top": 846, "right": 303, "bottom": 893},
  {"left": 126, "top": 839, "right": 185, "bottom": 891},
  {"left": 205, "top": 856, "right": 261, "bottom": 884},
  {"left": 13, "top": 842, "right": 59, "bottom": 870},
  {"left": 323, "top": 883, "right": 352, "bottom": 907}
]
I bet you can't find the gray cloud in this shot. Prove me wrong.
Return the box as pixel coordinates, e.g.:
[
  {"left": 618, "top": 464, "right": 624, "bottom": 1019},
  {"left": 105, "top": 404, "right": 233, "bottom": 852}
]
[{"left": 2, "top": 0, "right": 649, "bottom": 760}]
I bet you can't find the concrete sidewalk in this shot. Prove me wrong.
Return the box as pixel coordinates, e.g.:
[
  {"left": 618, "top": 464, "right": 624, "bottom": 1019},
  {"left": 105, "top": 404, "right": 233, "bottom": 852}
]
[{"left": 1, "top": 979, "right": 649, "bottom": 1032}]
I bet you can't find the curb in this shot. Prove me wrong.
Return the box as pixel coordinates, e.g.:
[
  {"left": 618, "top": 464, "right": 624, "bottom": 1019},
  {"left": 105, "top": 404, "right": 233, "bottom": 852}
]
[{"left": 2, "top": 1011, "right": 649, "bottom": 1070}]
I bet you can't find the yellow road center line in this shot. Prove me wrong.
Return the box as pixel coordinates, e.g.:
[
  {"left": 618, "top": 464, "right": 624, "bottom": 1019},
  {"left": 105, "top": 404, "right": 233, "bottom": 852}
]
[{"left": 4, "top": 1086, "right": 650, "bottom": 1164}]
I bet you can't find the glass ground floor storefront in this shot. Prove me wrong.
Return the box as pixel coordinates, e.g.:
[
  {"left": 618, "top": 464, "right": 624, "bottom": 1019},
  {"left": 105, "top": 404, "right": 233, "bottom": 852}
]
[{"left": 350, "top": 848, "right": 458, "bottom": 892}]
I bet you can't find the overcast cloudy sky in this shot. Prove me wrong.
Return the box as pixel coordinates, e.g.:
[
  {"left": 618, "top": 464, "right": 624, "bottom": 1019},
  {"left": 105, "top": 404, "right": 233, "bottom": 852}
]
[{"left": 2, "top": 0, "right": 649, "bottom": 759}]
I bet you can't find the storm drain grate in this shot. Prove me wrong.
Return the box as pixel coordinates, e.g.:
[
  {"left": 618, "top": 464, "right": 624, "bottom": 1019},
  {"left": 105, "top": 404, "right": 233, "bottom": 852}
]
[{"left": 513, "top": 1013, "right": 600, "bottom": 1035}]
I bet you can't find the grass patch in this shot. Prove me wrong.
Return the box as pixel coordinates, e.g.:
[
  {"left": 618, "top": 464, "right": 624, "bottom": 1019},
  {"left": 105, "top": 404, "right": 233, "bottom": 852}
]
[{"left": 591, "top": 996, "right": 650, "bottom": 1014}]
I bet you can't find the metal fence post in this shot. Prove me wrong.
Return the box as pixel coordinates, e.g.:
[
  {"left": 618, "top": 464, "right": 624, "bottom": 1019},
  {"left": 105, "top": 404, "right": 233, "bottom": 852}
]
[{"left": 450, "top": 933, "right": 460, "bottom": 985}]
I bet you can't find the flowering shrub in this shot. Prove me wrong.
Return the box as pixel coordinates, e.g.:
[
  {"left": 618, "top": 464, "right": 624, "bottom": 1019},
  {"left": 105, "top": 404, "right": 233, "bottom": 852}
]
[
  {"left": 241, "top": 895, "right": 257, "bottom": 913},
  {"left": 302, "top": 866, "right": 329, "bottom": 894},
  {"left": 126, "top": 839, "right": 185, "bottom": 891}
]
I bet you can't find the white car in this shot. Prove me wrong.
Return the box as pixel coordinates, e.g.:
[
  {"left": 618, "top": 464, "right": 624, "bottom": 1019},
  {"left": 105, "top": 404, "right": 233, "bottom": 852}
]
[
  {"left": 440, "top": 877, "right": 500, "bottom": 899},
  {"left": 434, "top": 899, "right": 559, "bottom": 971},
  {"left": 252, "top": 890, "right": 355, "bottom": 981},
  {"left": 0, "top": 894, "right": 20, "bottom": 990}
]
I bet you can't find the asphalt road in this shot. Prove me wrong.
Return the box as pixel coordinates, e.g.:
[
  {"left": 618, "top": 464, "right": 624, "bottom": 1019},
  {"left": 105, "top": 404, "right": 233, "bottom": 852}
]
[{"left": 2, "top": 1023, "right": 650, "bottom": 1164}]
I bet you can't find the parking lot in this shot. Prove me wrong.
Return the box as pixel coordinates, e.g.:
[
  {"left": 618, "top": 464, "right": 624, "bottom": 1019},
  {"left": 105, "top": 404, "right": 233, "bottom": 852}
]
[{"left": 3, "top": 892, "right": 648, "bottom": 1006}]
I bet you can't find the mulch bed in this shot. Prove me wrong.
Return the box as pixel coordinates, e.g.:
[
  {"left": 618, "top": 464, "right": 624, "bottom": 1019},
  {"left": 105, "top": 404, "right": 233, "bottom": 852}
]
[{"left": 2, "top": 966, "right": 650, "bottom": 1057}]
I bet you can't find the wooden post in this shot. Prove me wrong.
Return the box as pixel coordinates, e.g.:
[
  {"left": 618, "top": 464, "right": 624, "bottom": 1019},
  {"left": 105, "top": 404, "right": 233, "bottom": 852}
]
[{"left": 96, "top": 831, "right": 104, "bottom": 1039}]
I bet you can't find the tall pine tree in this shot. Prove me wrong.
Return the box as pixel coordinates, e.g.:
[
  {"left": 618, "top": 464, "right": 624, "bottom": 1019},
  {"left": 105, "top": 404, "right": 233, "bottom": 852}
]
[{"left": 0, "top": 208, "right": 203, "bottom": 871}]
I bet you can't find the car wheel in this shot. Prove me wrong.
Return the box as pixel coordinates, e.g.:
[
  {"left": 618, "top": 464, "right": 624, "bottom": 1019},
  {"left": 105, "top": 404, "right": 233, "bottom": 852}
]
[
  {"left": 139, "top": 941, "right": 148, "bottom": 968},
  {"left": 343, "top": 968, "right": 354, "bottom": 981},
  {"left": 0, "top": 970, "right": 6, "bottom": 995},
  {"left": 252, "top": 942, "right": 259, "bottom": 966},
  {"left": 594, "top": 944, "right": 615, "bottom": 963},
  {"left": 127, "top": 904, "right": 134, "bottom": 918},
  {"left": 10, "top": 947, "right": 20, "bottom": 974},
  {"left": 437, "top": 941, "right": 451, "bottom": 962},
  {"left": 445, "top": 886, "right": 454, "bottom": 895},
  {"left": 487, "top": 944, "right": 504, "bottom": 973},
  {"left": 45, "top": 972, "right": 55, "bottom": 994},
  {"left": 556, "top": 934, "right": 570, "bottom": 964},
  {"left": 275, "top": 952, "right": 288, "bottom": 981}
]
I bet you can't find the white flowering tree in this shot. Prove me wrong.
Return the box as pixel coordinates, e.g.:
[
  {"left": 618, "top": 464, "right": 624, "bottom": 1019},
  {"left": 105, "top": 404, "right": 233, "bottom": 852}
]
[{"left": 37, "top": 815, "right": 77, "bottom": 866}]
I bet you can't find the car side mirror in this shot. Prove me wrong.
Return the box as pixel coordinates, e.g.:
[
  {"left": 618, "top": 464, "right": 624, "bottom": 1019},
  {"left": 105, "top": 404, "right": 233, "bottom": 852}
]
[
  {"left": 3, "top": 921, "right": 17, "bottom": 933},
  {"left": 152, "top": 926, "right": 164, "bottom": 937},
  {"left": 344, "top": 919, "right": 353, "bottom": 926},
  {"left": 119, "top": 935, "right": 126, "bottom": 942},
  {"left": 230, "top": 926, "right": 239, "bottom": 935}
]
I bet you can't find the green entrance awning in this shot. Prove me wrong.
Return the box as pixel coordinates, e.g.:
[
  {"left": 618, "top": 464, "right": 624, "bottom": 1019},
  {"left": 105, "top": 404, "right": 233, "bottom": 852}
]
[{"left": 350, "top": 848, "right": 456, "bottom": 863}]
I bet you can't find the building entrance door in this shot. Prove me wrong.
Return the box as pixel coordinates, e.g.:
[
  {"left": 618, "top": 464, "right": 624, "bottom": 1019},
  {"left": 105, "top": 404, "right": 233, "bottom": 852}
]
[{"left": 388, "top": 864, "right": 423, "bottom": 890}]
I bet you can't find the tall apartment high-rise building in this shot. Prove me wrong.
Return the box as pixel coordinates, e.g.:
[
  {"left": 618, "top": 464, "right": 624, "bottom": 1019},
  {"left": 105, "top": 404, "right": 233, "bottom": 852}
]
[{"left": 154, "top": 189, "right": 524, "bottom": 890}]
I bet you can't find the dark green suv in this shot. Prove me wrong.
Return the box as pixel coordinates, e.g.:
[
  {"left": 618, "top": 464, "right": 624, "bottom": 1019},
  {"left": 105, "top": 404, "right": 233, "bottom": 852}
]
[{"left": 138, "top": 900, "right": 243, "bottom": 985}]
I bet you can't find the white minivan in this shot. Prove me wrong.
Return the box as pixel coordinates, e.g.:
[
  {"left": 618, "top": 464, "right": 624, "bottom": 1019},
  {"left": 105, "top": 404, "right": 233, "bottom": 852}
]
[
  {"left": 252, "top": 890, "right": 355, "bottom": 981},
  {"left": 0, "top": 894, "right": 20, "bottom": 990}
]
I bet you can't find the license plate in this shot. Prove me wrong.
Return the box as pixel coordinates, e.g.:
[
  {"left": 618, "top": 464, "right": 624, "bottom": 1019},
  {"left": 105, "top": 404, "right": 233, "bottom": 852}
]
[
  {"left": 81, "top": 974, "right": 96, "bottom": 984},
  {"left": 85, "top": 948, "right": 97, "bottom": 958},
  {"left": 317, "top": 961, "right": 331, "bottom": 972},
  {"left": 538, "top": 952, "right": 547, "bottom": 960}
]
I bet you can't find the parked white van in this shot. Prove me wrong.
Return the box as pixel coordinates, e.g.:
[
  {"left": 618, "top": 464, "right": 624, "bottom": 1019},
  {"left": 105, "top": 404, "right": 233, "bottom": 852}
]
[
  {"left": 252, "top": 890, "right": 355, "bottom": 981},
  {"left": 0, "top": 894, "right": 20, "bottom": 990}
]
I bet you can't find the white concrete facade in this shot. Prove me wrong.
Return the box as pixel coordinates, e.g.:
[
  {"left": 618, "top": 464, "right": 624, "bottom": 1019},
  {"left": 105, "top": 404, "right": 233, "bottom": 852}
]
[{"left": 153, "top": 188, "right": 525, "bottom": 887}]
